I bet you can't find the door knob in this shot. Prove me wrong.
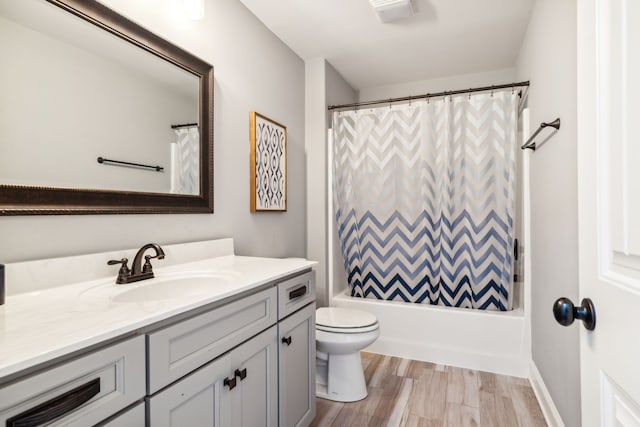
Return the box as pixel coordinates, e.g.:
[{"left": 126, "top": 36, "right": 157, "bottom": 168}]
[{"left": 553, "top": 297, "right": 596, "bottom": 330}]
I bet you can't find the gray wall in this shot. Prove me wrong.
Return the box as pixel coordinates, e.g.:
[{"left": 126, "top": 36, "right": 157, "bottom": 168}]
[
  {"left": 305, "top": 58, "right": 356, "bottom": 306},
  {"left": 358, "top": 68, "right": 517, "bottom": 101},
  {"left": 516, "top": 0, "right": 580, "bottom": 425},
  {"left": 0, "top": 0, "right": 306, "bottom": 263}
]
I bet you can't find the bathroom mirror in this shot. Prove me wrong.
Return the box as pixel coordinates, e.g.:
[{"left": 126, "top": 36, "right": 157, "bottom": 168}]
[{"left": 0, "top": 0, "right": 214, "bottom": 215}]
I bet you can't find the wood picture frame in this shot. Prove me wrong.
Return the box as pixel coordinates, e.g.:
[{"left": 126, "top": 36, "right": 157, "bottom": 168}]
[{"left": 249, "top": 112, "right": 287, "bottom": 212}]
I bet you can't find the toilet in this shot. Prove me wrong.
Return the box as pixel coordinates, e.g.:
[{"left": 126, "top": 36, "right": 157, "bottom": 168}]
[{"left": 315, "top": 307, "right": 380, "bottom": 402}]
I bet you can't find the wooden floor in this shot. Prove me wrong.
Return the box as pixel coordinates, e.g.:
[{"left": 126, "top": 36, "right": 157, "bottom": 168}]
[{"left": 311, "top": 352, "right": 547, "bottom": 427}]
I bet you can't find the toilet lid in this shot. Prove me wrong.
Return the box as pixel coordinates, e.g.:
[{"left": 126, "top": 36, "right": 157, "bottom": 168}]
[{"left": 316, "top": 307, "right": 378, "bottom": 329}]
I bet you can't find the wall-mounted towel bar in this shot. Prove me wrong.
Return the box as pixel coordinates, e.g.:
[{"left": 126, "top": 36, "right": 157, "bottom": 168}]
[
  {"left": 521, "top": 118, "right": 561, "bottom": 151},
  {"left": 170, "top": 123, "right": 198, "bottom": 129},
  {"left": 97, "top": 157, "right": 164, "bottom": 172}
]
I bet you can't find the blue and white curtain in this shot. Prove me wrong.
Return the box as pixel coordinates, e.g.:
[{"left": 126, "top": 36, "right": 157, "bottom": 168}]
[{"left": 332, "top": 91, "right": 517, "bottom": 311}]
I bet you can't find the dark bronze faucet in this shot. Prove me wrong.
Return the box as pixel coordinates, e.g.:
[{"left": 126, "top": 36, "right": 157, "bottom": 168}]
[{"left": 108, "top": 243, "right": 165, "bottom": 284}]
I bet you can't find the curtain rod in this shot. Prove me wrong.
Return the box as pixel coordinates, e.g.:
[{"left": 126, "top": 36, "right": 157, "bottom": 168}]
[{"left": 327, "top": 81, "right": 530, "bottom": 111}]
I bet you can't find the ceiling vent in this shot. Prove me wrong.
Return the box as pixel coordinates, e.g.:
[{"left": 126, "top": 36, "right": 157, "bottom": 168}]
[{"left": 369, "top": 0, "right": 414, "bottom": 23}]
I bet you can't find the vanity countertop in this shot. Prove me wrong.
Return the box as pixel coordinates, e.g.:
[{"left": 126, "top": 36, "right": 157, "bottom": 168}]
[{"left": 0, "top": 253, "right": 316, "bottom": 381}]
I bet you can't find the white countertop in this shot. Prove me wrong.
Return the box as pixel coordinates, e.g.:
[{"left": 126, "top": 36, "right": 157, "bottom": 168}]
[{"left": 0, "top": 251, "right": 316, "bottom": 380}]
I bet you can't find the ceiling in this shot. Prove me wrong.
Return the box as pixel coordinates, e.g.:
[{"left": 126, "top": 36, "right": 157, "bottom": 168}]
[{"left": 238, "top": 0, "right": 535, "bottom": 90}]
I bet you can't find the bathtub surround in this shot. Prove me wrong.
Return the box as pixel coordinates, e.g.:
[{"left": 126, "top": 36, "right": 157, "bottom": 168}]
[
  {"left": 333, "top": 291, "right": 529, "bottom": 377},
  {"left": 332, "top": 91, "right": 518, "bottom": 311}
]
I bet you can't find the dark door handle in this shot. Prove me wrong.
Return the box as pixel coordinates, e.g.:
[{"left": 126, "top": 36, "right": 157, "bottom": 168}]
[
  {"left": 282, "top": 336, "right": 292, "bottom": 346},
  {"left": 223, "top": 376, "right": 237, "bottom": 390},
  {"left": 6, "top": 378, "right": 100, "bottom": 427},
  {"left": 553, "top": 297, "right": 596, "bottom": 330},
  {"left": 234, "top": 368, "right": 247, "bottom": 380}
]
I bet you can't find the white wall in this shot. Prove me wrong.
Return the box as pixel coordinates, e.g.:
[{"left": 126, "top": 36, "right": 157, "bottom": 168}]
[
  {"left": 516, "top": 0, "right": 580, "bottom": 425},
  {"left": 358, "top": 68, "right": 517, "bottom": 101},
  {"left": 305, "top": 58, "right": 356, "bottom": 306},
  {"left": 0, "top": 0, "right": 306, "bottom": 265}
]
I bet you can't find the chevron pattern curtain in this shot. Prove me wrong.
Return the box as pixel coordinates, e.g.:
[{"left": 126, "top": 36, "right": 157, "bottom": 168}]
[
  {"left": 171, "top": 127, "right": 200, "bottom": 195},
  {"left": 332, "top": 91, "right": 517, "bottom": 311}
]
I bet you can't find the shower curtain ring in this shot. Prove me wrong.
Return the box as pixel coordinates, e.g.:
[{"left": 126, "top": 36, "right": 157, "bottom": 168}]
[
  {"left": 491, "top": 85, "right": 494, "bottom": 97},
  {"left": 468, "top": 89, "right": 472, "bottom": 100}
]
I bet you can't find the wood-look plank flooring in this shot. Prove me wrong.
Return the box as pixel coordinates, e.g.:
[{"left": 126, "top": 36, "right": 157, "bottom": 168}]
[{"left": 311, "top": 352, "right": 547, "bottom": 427}]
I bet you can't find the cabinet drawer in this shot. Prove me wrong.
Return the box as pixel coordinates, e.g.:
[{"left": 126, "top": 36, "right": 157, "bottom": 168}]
[
  {"left": 148, "top": 286, "right": 277, "bottom": 394},
  {"left": 0, "top": 336, "right": 145, "bottom": 427},
  {"left": 277, "top": 271, "right": 315, "bottom": 320}
]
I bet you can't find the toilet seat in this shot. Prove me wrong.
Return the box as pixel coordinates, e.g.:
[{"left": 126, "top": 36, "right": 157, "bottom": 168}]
[{"left": 316, "top": 307, "right": 379, "bottom": 334}]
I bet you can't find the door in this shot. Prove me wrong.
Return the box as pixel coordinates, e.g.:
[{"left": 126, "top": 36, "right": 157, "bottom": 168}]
[
  {"left": 229, "top": 325, "right": 278, "bottom": 427},
  {"left": 278, "top": 303, "right": 316, "bottom": 427},
  {"left": 147, "top": 353, "right": 231, "bottom": 427},
  {"left": 577, "top": 0, "right": 640, "bottom": 425}
]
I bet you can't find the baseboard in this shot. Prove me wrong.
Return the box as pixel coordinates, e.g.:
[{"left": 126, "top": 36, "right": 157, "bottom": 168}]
[{"left": 529, "top": 361, "right": 565, "bottom": 427}]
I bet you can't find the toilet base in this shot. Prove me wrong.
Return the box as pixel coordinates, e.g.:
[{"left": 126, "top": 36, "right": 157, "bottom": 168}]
[{"left": 316, "top": 352, "right": 368, "bottom": 402}]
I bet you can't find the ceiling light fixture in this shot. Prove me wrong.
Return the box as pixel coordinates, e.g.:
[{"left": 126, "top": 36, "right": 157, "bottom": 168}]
[
  {"left": 183, "top": 0, "right": 204, "bottom": 20},
  {"left": 369, "top": 0, "right": 414, "bottom": 23}
]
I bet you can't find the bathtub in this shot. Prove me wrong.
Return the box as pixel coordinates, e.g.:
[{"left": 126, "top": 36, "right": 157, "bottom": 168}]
[{"left": 331, "top": 284, "right": 530, "bottom": 378}]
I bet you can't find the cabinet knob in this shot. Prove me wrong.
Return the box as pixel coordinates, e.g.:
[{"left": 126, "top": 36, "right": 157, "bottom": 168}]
[
  {"left": 223, "top": 376, "right": 236, "bottom": 390},
  {"left": 234, "top": 368, "right": 247, "bottom": 380},
  {"left": 282, "top": 336, "right": 292, "bottom": 346}
]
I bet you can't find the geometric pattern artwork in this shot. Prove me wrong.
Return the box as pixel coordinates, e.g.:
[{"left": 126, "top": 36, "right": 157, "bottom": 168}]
[
  {"left": 250, "top": 112, "right": 287, "bottom": 211},
  {"left": 332, "top": 91, "right": 518, "bottom": 311}
]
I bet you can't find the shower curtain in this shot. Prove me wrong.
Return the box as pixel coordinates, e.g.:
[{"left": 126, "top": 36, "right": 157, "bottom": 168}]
[
  {"left": 170, "top": 127, "right": 200, "bottom": 195},
  {"left": 332, "top": 91, "right": 517, "bottom": 311}
]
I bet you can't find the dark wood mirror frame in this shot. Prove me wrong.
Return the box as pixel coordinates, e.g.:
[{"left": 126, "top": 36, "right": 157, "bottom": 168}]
[{"left": 0, "top": 0, "right": 213, "bottom": 215}]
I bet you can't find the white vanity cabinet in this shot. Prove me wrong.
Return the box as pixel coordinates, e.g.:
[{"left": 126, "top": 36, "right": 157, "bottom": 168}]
[
  {"left": 146, "top": 270, "right": 316, "bottom": 427},
  {"left": 0, "top": 336, "right": 145, "bottom": 426},
  {"left": 148, "top": 326, "right": 278, "bottom": 427},
  {"left": 0, "top": 266, "right": 316, "bottom": 427},
  {"left": 278, "top": 303, "right": 316, "bottom": 427},
  {"left": 276, "top": 271, "right": 316, "bottom": 427}
]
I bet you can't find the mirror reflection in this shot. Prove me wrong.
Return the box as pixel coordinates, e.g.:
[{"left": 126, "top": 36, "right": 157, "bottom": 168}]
[{"left": 0, "top": 0, "right": 200, "bottom": 195}]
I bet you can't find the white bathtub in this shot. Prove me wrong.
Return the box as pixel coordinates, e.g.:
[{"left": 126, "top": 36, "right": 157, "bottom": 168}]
[{"left": 331, "top": 286, "right": 530, "bottom": 377}]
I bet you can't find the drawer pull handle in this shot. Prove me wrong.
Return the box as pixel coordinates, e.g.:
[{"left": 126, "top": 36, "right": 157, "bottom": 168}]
[
  {"left": 282, "top": 336, "right": 292, "bottom": 346},
  {"left": 6, "top": 378, "right": 100, "bottom": 427},
  {"left": 289, "top": 285, "right": 307, "bottom": 300},
  {"left": 234, "top": 368, "right": 247, "bottom": 381},
  {"left": 223, "top": 376, "right": 237, "bottom": 390}
]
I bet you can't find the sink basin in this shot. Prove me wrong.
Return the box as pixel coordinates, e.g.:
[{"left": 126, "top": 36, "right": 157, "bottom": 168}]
[{"left": 110, "top": 271, "right": 237, "bottom": 303}]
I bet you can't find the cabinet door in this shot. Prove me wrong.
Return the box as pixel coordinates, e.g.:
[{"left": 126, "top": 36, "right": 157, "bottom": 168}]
[
  {"left": 148, "top": 353, "right": 231, "bottom": 427},
  {"left": 98, "top": 403, "right": 144, "bottom": 427},
  {"left": 278, "top": 304, "right": 316, "bottom": 427},
  {"left": 230, "top": 325, "right": 278, "bottom": 427}
]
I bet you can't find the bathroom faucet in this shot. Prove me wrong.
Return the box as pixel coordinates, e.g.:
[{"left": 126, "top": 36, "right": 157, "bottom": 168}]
[{"left": 107, "top": 243, "right": 165, "bottom": 284}]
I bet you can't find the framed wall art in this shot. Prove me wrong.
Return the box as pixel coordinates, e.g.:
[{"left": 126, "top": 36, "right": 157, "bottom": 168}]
[{"left": 249, "top": 112, "right": 287, "bottom": 212}]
